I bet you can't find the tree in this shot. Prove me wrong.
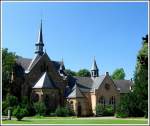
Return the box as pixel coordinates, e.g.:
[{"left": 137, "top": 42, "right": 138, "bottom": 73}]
[
  {"left": 77, "top": 69, "right": 91, "bottom": 77},
  {"left": 65, "top": 69, "right": 77, "bottom": 76},
  {"left": 2, "top": 48, "right": 16, "bottom": 99},
  {"left": 111, "top": 68, "right": 125, "bottom": 80},
  {"left": 133, "top": 35, "right": 148, "bottom": 117},
  {"left": 115, "top": 35, "right": 148, "bottom": 118}
]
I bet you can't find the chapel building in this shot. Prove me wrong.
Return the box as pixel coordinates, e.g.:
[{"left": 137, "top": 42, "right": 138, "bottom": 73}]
[{"left": 11, "top": 21, "right": 133, "bottom": 116}]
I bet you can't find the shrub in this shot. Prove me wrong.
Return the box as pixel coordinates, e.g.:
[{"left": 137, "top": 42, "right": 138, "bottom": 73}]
[
  {"left": 115, "top": 102, "right": 129, "bottom": 118},
  {"left": 95, "top": 104, "right": 105, "bottom": 116},
  {"left": 2, "top": 101, "right": 8, "bottom": 115},
  {"left": 34, "top": 102, "right": 46, "bottom": 116},
  {"left": 103, "top": 105, "right": 114, "bottom": 116},
  {"left": 55, "top": 107, "right": 68, "bottom": 117},
  {"left": 13, "top": 106, "right": 28, "bottom": 121},
  {"left": 95, "top": 104, "right": 114, "bottom": 116},
  {"left": 115, "top": 113, "right": 128, "bottom": 118}
]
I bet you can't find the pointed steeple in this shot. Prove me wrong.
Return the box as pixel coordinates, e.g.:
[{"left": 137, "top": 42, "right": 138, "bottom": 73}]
[
  {"left": 91, "top": 57, "right": 99, "bottom": 77},
  {"left": 35, "top": 20, "right": 44, "bottom": 55},
  {"left": 59, "top": 58, "right": 65, "bottom": 71}
]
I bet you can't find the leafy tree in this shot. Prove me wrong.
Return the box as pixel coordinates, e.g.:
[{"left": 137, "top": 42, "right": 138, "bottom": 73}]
[
  {"left": 2, "top": 48, "right": 16, "bottom": 99},
  {"left": 13, "top": 105, "right": 28, "bottom": 121},
  {"left": 111, "top": 68, "right": 125, "bottom": 80},
  {"left": 77, "top": 69, "right": 91, "bottom": 77},
  {"left": 133, "top": 35, "right": 148, "bottom": 117},
  {"left": 65, "top": 69, "right": 77, "bottom": 76}
]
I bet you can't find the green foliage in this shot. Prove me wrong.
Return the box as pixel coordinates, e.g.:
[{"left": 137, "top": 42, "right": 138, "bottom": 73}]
[
  {"left": 13, "top": 105, "right": 28, "bottom": 121},
  {"left": 2, "top": 48, "right": 16, "bottom": 99},
  {"left": 6, "top": 94, "right": 18, "bottom": 107},
  {"left": 55, "top": 106, "right": 75, "bottom": 117},
  {"left": 115, "top": 35, "right": 148, "bottom": 118},
  {"left": 34, "top": 102, "right": 46, "bottom": 116},
  {"left": 77, "top": 69, "right": 91, "bottom": 77},
  {"left": 133, "top": 35, "right": 148, "bottom": 117},
  {"left": 21, "top": 96, "right": 35, "bottom": 116},
  {"left": 65, "top": 69, "right": 77, "bottom": 76},
  {"left": 112, "top": 68, "right": 125, "bottom": 80},
  {"left": 95, "top": 104, "right": 114, "bottom": 116},
  {"left": 2, "top": 101, "right": 8, "bottom": 115}
]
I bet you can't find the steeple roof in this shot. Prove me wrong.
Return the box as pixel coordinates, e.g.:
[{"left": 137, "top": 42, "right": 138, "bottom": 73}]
[
  {"left": 33, "top": 72, "right": 55, "bottom": 89},
  {"left": 91, "top": 57, "right": 98, "bottom": 70},
  {"left": 59, "top": 58, "right": 65, "bottom": 71},
  {"left": 35, "top": 20, "right": 44, "bottom": 55},
  {"left": 37, "top": 20, "right": 44, "bottom": 45}
]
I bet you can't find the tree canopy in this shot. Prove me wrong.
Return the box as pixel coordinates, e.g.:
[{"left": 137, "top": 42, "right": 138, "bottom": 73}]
[
  {"left": 111, "top": 68, "right": 125, "bottom": 80},
  {"left": 2, "top": 48, "right": 16, "bottom": 99},
  {"left": 77, "top": 69, "right": 91, "bottom": 77},
  {"left": 116, "top": 35, "right": 148, "bottom": 118},
  {"left": 133, "top": 35, "right": 148, "bottom": 117}
]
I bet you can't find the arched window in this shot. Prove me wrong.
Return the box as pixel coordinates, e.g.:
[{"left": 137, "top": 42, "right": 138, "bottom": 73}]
[
  {"left": 99, "top": 96, "right": 105, "bottom": 105},
  {"left": 109, "top": 96, "right": 115, "bottom": 105}
]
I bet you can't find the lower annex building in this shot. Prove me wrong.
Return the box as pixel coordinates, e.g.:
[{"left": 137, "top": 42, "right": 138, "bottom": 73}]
[{"left": 10, "top": 21, "right": 133, "bottom": 116}]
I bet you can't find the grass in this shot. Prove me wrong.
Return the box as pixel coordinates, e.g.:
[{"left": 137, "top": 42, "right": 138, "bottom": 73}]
[{"left": 2, "top": 117, "right": 148, "bottom": 124}]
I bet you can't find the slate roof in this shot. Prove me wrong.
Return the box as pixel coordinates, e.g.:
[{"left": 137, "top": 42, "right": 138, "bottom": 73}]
[
  {"left": 114, "top": 80, "right": 133, "bottom": 93},
  {"left": 27, "top": 54, "right": 42, "bottom": 72},
  {"left": 33, "top": 72, "right": 55, "bottom": 89},
  {"left": 67, "top": 83, "right": 84, "bottom": 98},
  {"left": 16, "top": 56, "right": 63, "bottom": 72},
  {"left": 16, "top": 56, "right": 31, "bottom": 70}
]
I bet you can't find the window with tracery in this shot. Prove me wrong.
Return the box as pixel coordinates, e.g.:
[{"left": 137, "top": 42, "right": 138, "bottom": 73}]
[
  {"left": 99, "top": 96, "right": 105, "bottom": 105},
  {"left": 109, "top": 96, "right": 116, "bottom": 105}
]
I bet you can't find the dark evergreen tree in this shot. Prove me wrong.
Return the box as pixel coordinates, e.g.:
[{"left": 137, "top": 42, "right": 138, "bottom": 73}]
[{"left": 133, "top": 35, "right": 148, "bottom": 117}]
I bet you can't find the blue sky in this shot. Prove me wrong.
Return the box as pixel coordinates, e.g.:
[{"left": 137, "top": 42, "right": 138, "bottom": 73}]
[{"left": 2, "top": 2, "right": 148, "bottom": 79}]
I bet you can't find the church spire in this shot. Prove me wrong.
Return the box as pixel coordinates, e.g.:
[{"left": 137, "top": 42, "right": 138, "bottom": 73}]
[
  {"left": 35, "top": 20, "right": 44, "bottom": 55},
  {"left": 91, "top": 57, "right": 99, "bottom": 77}
]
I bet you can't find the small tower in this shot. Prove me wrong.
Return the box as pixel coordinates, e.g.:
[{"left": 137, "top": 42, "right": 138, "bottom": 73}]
[
  {"left": 35, "top": 20, "right": 44, "bottom": 55},
  {"left": 91, "top": 57, "right": 99, "bottom": 77}
]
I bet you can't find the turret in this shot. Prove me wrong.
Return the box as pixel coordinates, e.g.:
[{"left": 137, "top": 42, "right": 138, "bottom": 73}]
[{"left": 91, "top": 57, "right": 99, "bottom": 77}]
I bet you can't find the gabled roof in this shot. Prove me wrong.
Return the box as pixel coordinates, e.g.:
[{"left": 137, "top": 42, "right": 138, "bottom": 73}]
[
  {"left": 33, "top": 72, "right": 55, "bottom": 89},
  {"left": 114, "top": 80, "right": 133, "bottom": 93},
  {"left": 92, "top": 75, "right": 106, "bottom": 89},
  {"left": 73, "top": 76, "right": 93, "bottom": 92},
  {"left": 67, "top": 83, "right": 84, "bottom": 98},
  {"left": 16, "top": 56, "right": 31, "bottom": 70},
  {"left": 27, "top": 54, "right": 42, "bottom": 72}
]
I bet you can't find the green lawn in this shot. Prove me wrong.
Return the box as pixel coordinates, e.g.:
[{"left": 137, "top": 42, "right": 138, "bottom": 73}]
[{"left": 2, "top": 117, "right": 148, "bottom": 124}]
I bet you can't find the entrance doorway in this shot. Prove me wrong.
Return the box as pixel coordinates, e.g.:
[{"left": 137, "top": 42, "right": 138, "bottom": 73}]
[{"left": 77, "top": 102, "right": 82, "bottom": 116}]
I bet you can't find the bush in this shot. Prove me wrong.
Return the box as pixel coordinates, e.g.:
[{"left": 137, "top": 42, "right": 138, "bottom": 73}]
[
  {"left": 2, "top": 101, "right": 8, "bottom": 115},
  {"left": 55, "top": 106, "right": 75, "bottom": 117},
  {"left": 103, "top": 105, "right": 114, "bottom": 116},
  {"left": 6, "top": 94, "right": 18, "bottom": 107},
  {"left": 95, "top": 104, "right": 114, "bottom": 116},
  {"left": 95, "top": 104, "right": 105, "bottom": 116},
  {"left": 13, "top": 106, "right": 28, "bottom": 121},
  {"left": 115, "top": 113, "right": 128, "bottom": 118},
  {"left": 34, "top": 102, "right": 46, "bottom": 116}
]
